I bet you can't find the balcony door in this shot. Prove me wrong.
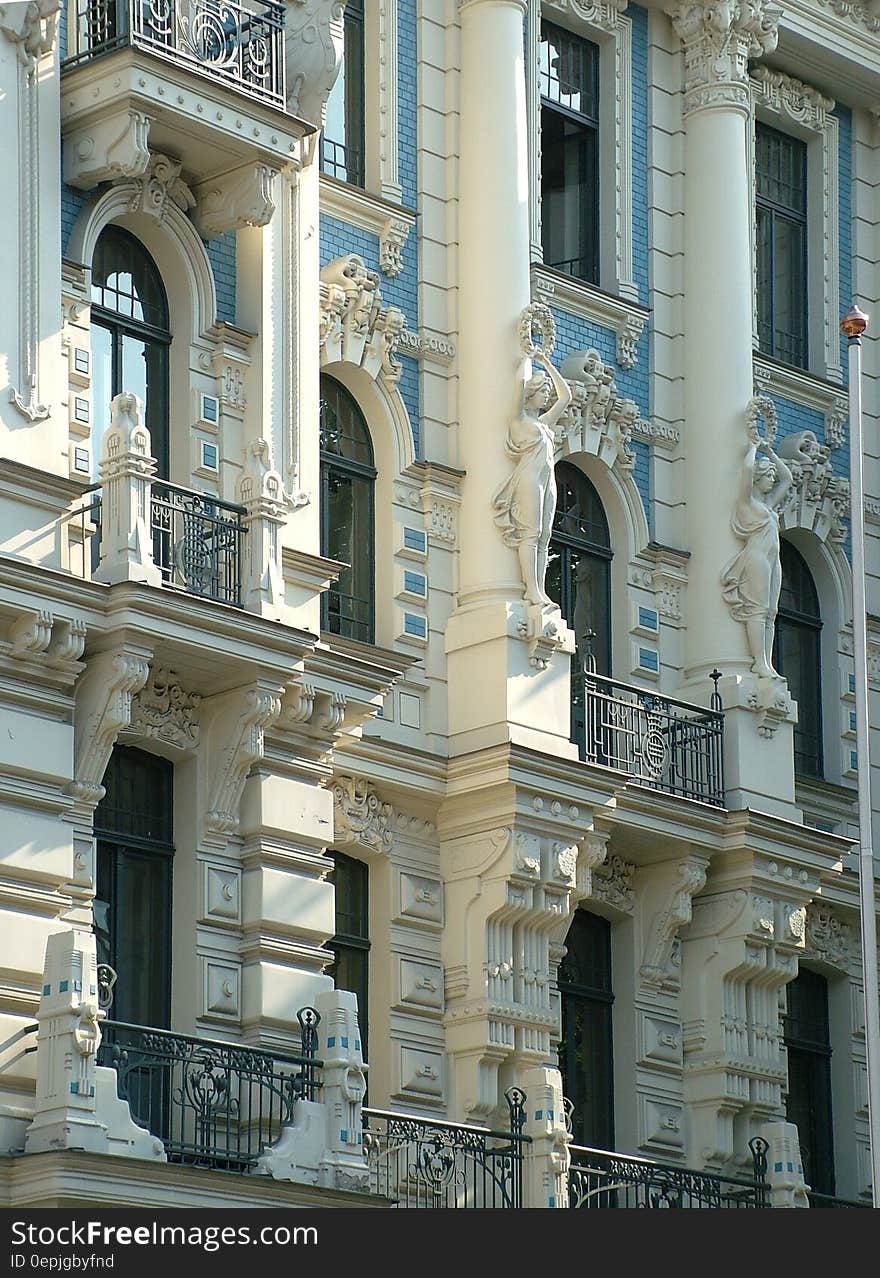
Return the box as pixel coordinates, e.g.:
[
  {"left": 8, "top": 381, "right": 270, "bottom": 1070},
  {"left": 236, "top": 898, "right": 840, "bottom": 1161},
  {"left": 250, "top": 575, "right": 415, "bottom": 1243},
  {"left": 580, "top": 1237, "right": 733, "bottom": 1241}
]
[
  {"left": 559, "top": 909, "right": 614, "bottom": 1149},
  {"left": 94, "top": 745, "right": 174, "bottom": 1028},
  {"left": 90, "top": 225, "right": 170, "bottom": 481}
]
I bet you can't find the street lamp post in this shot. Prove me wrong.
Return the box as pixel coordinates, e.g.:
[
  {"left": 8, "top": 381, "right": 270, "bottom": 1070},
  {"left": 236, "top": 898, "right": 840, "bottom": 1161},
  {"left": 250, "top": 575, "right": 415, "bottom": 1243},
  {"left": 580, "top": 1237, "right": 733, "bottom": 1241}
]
[{"left": 841, "top": 302, "right": 880, "bottom": 1208}]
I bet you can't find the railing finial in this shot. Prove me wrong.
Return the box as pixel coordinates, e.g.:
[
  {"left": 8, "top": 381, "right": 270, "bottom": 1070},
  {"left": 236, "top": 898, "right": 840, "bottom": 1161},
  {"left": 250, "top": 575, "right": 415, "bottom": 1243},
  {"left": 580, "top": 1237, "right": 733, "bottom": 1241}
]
[{"left": 709, "top": 668, "right": 723, "bottom": 712}]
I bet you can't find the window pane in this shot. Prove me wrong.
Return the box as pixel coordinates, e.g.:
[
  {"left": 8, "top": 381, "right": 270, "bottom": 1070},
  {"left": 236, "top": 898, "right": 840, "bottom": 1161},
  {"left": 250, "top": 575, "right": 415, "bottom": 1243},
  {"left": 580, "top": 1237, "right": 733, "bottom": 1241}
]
[
  {"left": 539, "top": 23, "right": 599, "bottom": 121},
  {"left": 784, "top": 971, "right": 835, "bottom": 1195},
  {"left": 113, "top": 849, "right": 172, "bottom": 1027},
  {"left": 755, "top": 124, "right": 808, "bottom": 367},
  {"left": 772, "top": 215, "right": 807, "bottom": 366},
  {"left": 91, "top": 322, "right": 113, "bottom": 483},
  {"left": 328, "top": 851, "right": 369, "bottom": 1055},
  {"left": 559, "top": 911, "right": 614, "bottom": 1149},
  {"left": 324, "top": 469, "right": 373, "bottom": 642},
  {"left": 774, "top": 543, "right": 822, "bottom": 777},
  {"left": 541, "top": 107, "right": 599, "bottom": 282},
  {"left": 92, "top": 226, "right": 168, "bottom": 329},
  {"left": 321, "top": 0, "right": 365, "bottom": 186}
]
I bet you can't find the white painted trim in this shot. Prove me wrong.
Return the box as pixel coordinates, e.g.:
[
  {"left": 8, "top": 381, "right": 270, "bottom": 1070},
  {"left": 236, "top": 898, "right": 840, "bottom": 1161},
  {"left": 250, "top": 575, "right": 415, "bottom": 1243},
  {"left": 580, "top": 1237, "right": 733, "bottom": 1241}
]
[
  {"left": 753, "top": 354, "right": 848, "bottom": 419},
  {"left": 749, "top": 70, "right": 842, "bottom": 384},
  {"left": 531, "top": 264, "right": 649, "bottom": 370},
  {"left": 319, "top": 174, "right": 416, "bottom": 250}
]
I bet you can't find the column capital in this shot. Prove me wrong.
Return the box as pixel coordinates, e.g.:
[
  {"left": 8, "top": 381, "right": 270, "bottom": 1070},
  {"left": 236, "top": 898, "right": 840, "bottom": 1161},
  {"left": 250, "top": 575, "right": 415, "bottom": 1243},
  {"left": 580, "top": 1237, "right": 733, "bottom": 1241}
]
[{"left": 667, "top": 1, "right": 782, "bottom": 115}]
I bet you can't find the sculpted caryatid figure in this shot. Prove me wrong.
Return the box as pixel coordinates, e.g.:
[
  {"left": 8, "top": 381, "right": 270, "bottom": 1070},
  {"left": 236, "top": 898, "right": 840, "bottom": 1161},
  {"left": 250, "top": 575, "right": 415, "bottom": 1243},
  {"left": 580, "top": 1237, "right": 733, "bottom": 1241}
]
[
  {"left": 492, "top": 353, "right": 572, "bottom": 607},
  {"left": 721, "top": 423, "right": 793, "bottom": 680}
]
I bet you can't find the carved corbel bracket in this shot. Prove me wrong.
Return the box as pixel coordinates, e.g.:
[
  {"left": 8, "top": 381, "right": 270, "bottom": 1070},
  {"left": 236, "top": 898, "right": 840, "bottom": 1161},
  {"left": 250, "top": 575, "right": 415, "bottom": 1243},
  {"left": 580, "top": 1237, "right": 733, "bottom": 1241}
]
[
  {"left": 193, "top": 164, "right": 277, "bottom": 240},
  {"left": 204, "top": 683, "right": 283, "bottom": 841},
  {"left": 515, "top": 603, "right": 572, "bottom": 670},
  {"left": 128, "top": 152, "right": 195, "bottom": 223},
  {"left": 745, "top": 677, "right": 796, "bottom": 739},
  {"left": 379, "top": 217, "right": 410, "bottom": 278},
  {"left": 556, "top": 348, "right": 646, "bottom": 473},
  {"left": 63, "top": 110, "right": 152, "bottom": 190},
  {"left": 285, "top": 0, "right": 345, "bottom": 127},
  {"left": 67, "top": 645, "right": 153, "bottom": 809},
  {"left": 640, "top": 854, "right": 709, "bottom": 989},
  {"left": 575, "top": 830, "right": 609, "bottom": 902},
  {"left": 331, "top": 774, "right": 393, "bottom": 855},
  {"left": 8, "top": 611, "right": 88, "bottom": 675}
]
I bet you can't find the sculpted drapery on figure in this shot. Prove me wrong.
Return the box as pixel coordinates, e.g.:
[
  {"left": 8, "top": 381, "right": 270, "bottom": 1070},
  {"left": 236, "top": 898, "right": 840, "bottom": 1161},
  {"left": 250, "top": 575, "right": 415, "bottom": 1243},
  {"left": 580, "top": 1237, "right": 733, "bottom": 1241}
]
[
  {"left": 721, "top": 399, "right": 794, "bottom": 680},
  {"left": 492, "top": 307, "right": 572, "bottom": 607}
]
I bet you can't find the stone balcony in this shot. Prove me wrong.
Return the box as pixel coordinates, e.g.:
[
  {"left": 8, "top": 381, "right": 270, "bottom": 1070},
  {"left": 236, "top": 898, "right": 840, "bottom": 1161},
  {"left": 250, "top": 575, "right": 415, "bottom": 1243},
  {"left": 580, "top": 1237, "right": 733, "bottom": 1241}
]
[{"left": 60, "top": 0, "right": 314, "bottom": 237}]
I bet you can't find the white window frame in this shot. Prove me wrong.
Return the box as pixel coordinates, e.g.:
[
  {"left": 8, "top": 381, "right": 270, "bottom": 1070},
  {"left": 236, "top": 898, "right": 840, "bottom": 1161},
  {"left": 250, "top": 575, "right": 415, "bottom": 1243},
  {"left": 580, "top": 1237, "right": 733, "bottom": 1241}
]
[
  {"left": 749, "top": 68, "right": 841, "bottom": 384},
  {"left": 528, "top": 0, "right": 637, "bottom": 303}
]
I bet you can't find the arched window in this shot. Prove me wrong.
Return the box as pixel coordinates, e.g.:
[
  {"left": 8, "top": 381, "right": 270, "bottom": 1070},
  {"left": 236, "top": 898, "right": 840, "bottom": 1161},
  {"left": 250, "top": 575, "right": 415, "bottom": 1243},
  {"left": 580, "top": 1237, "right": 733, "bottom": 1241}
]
[
  {"left": 547, "top": 463, "right": 612, "bottom": 754},
  {"left": 773, "top": 541, "right": 822, "bottom": 777},
  {"left": 94, "top": 746, "right": 174, "bottom": 1028},
  {"left": 320, "top": 376, "right": 376, "bottom": 644},
  {"left": 90, "top": 226, "right": 171, "bottom": 479},
  {"left": 784, "top": 968, "right": 835, "bottom": 1196},
  {"left": 558, "top": 909, "right": 614, "bottom": 1149}
]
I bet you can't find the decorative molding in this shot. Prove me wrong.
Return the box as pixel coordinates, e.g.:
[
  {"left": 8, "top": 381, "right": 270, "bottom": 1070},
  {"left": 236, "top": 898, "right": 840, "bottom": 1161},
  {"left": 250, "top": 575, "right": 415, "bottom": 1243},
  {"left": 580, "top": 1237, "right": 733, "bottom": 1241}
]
[
  {"left": 128, "top": 152, "right": 195, "bottom": 222},
  {"left": 813, "top": 0, "right": 880, "bottom": 34},
  {"left": 775, "top": 430, "right": 850, "bottom": 544},
  {"left": 748, "top": 71, "right": 842, "bottom": 383},
  {"left": 331, "top": 775, "right": 394, "bottom": 855},
  {"left": 236, "top": 437, "right": 285, "bottom": 616},
  {"left": 319, "top": 253, "right": 405, "bottom": 386},
  {"left": 379, "top": 216, "right": 410, "bottom": 277},
  {"left": 398, "top": 328, "right": 456, "bottom": 365},
  {"left": 515, "top": 603, "right": 570, "bottom": 671},
  {"left": 865, "top": 496, "right": 880, "bottom": 526},
  {"left": 752, "top": 357, "right": 848, "bottom": 421},
  {"left": 531, "top": 268, "right": 649, "bottom": 369},
  {"left": 192, "top": 164, "right": 277, "bottom": 240},
  {"left": 68, "top": 646, "right": 152, "bottom": 807},
  {"left": 804, "top": 903, "right": 853, "bottom": 970},
  {"left": 641, "top": 856, "right": 709, "bottom": 988},
  {"left": 667, "top": 1, "right": 781, "bottom": 116},
  {"left": 2, "top": 0, "right": 62, "bottom": 422},
  {"left": 63, "top": 110, "right": 152, "bottom": 189},
  {"left": 591, "top": 853, "right": 635, "bottom": 913},
  {"left": 285, "top": 0, "right": 346, "bottom": 128},
  {"left": 7, "top": 610, "right": 87, "bottom": 673},
  {"left": 373, "top": 0, "right": 402, "bottom": 201},
  {"left": 319, "top": 175, "right": 417, "bottom": 240},
  {"left": 556, "top": 348, "right": 649, "bottom": 473},
  {"left": 205, "top": 684, "right": 282, "bottom": 839},
  {"left": 123, "top": 667, "right": 201, "bottom": 753}
]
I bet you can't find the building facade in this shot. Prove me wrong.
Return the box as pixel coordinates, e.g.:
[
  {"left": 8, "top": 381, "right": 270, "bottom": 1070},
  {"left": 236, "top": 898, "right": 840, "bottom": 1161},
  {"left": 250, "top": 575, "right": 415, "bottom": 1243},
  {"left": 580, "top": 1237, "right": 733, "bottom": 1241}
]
[{"left": 0, "top": 0, "right": 877, "bottom": 1209}]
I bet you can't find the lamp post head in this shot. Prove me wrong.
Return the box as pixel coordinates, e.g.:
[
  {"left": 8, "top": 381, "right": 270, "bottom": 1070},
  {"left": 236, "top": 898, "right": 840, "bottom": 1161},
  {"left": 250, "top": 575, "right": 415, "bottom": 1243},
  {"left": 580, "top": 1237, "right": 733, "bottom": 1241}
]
[{"left": 841, "top": 304, "right": 869, "bottom": 339}]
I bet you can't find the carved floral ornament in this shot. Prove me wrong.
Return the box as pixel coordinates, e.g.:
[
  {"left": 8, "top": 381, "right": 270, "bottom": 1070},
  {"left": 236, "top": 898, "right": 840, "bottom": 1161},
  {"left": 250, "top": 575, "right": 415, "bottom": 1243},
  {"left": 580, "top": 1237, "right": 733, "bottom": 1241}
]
[
  {"left": 331, "top": 775, "right": 394, "bottom": 855},
  {"left": 0, "top": 0, "right": 61, "bottom": 69},
  {"left": 666, "top": 1, "right": 782, "bottom": 113},
  {"left": 804, "top": 902, "right": 853, "bottom": 970},
  {"left": 319, "top": 254, "right": 405, "bottom": 386},
  {"left": 123, "top": 666, "right": 201, "bottom": 752},
  {"left": 751, "top": 66, "right": 834, "bottom": 129}
]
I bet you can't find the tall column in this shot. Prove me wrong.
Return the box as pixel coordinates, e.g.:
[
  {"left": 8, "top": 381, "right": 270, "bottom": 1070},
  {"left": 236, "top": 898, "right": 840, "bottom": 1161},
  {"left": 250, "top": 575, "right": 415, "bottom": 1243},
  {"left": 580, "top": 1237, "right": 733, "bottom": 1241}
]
[
  {"left": 667, "top": 2, "right": 797, "bottom": 814},
  {"left": 447, "top": 0, "right": 574, "bottom": 756}
]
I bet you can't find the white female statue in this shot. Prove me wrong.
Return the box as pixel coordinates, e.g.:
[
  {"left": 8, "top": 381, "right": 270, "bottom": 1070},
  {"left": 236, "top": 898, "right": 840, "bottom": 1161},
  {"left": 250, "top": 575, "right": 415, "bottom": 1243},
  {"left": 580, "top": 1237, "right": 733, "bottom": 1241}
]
[
  {"left": 492, "top": 350, "right": 572, "bottom": 607},
  {"left": 721, "top": 408, "right": 793, "bottom": 680}
]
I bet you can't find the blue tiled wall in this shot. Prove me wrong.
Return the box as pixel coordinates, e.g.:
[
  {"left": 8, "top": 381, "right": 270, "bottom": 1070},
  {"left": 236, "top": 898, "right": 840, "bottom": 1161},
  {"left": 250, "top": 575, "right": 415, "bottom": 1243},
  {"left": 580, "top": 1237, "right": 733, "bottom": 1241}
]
[
  {"left": 61, "top": 183, "right": 89, "bottom": 257},
  {"left": 628, "top": 5, "right": 649, "bottom": 304},
  {"left": 398, "top": 0, "right": 418, "bottom": 210},
  {"left": 320, "top": 215, "right": 421, "bottom": 454},
  {"left": 204, "top": 232, "right": 236, "bottom": 326}
]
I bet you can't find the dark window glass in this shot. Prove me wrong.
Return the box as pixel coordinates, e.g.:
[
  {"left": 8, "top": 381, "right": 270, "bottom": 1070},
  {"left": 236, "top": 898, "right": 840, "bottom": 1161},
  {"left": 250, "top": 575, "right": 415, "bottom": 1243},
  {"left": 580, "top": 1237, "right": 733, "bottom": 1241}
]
[
  {"left": 773, "top": 541, "right": 822, "bottom": 778},
  {"left": 546, "top": 463, "right": 612, "bottom": 755},
  {"left": 784, "top": 969, "right": 835, "bottom": 1195},
  {"left": 756, "top": 123, "right": 808, "bottom": 368},
  {"left": 327, "top": 852, "right": 370, "bottom": 1055},
  {"left": 539, "top": 22, "right": 599, "bottom": 284},
  {"left": 91, "top": 226, "right": 170, "bottom": 480},
  {"left": 321, "top": 0, "right": 365, "bottom": 187},
  {"left": 559, "top": 910, "right": 614, "bottom": 1149},
  {"left": 94, "top": 746, "right": 173, "bottom": 1029},
  {"left": 320, "top": 376, "right": 376, "bottom": 644}
]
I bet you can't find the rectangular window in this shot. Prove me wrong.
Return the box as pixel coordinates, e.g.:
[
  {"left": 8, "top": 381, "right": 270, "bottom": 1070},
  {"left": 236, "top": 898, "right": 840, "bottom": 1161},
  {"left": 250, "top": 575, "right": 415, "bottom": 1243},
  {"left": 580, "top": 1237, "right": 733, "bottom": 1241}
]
[
  {"left": 539, "top": 22, "right": 600, "bottom": 285},
  {"left": 756, "top": 123, "right": 808, "bottom": 368},
  {"left": 321, "top": 0, "right": 365, "bottom": 188},
  {"left": 784, "top": 969, "right": 835, "bottom": 1197},
  {"left": 327, "top": 852, "right": 370, "bottom": 1056}
]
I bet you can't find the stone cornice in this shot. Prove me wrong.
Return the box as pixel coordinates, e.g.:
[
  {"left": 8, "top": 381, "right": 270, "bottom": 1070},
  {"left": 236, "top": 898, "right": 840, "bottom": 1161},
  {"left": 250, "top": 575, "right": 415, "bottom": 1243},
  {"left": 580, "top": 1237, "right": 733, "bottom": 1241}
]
[
  {"left": 531, "top": 266, "right": 650, "bottom": 370},
  {"left": 319, "top": 175, "right": 417, "bottom": 250}
]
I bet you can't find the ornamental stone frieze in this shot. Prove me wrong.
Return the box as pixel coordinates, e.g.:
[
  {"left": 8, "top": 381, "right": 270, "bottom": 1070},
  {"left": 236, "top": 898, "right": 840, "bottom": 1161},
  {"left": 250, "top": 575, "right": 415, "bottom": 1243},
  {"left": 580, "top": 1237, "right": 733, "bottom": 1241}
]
[
  {"left": 319, "top": 254, "right": 405, "bottom": 386},
  {"left": 751, "top": 66, "right": 834, "bottom": 129},
  {"left": 556, "top": 348, "right": 649, "bottom": 474},
  {"left": 330, "top": 775, "right": 394, "bottom": 855},
  {"left": 122, "top": 667, "right": 201, "bottom": 753},
  {"left": 667, "top": 1, "right": 781, "bottom": 114},
  {"left": 775, "top": 430, "right": 850, "bottom": 544},
  {"left": 804, "top": 902, "right": 854, "bottom": 971}
]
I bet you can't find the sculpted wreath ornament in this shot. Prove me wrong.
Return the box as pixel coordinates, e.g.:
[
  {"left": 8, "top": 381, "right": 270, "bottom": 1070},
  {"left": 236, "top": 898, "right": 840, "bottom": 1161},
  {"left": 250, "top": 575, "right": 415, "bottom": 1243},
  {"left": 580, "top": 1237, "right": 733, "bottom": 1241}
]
[{"left": 518, "top": 302, "right": 556, "bottom": 359}]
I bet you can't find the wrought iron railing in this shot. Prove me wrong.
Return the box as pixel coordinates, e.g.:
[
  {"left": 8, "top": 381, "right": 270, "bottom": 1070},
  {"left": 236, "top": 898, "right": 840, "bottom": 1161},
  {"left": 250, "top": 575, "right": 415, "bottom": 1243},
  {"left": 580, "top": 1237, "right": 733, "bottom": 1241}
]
[
  {"left": 63, "top": 0, "right": 286, "bottom": 107},
  {"left": 808, "top": 1191, "right": 872, "bottom": 1208},
  {"left": 363, "top": 1090, "right": 529, "bottom": 1208},
  {"left": 579, "top": 668, "right": 725, "bottom": 806},
  {"left": 568, "top": 1140, "right": 769, "bottom": 1209},
  {"left": 98, "top": 1012, "right": 321, "bottom": 1171},
  {"left": 151, "top": 480, "right": 245, "bottom": 607}
]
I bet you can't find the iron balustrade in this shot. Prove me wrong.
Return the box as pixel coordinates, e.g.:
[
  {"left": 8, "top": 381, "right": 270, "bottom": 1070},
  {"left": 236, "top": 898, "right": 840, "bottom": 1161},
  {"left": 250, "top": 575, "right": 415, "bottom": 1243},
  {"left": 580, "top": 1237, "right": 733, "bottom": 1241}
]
[
  {"left": 64, "top": 0, "right": 286, "bottom": 107},
  {"left": 568, "top": 1141, "right": 769, "bottom": 1209},
  {"left": 151, "top": 480, "right": 245, "bottom": 607},
  {"left": 580, "top": 669, "right": 725, "bottom": 806},
  {"left": 363, "top": 1090, "right": 528, "bottom": 1208},
  {"left": 808, "top": 1192, "right": 872, "bottom": 1208},
  {"left": 98, "top": 1012, "right": 321, "bottom": 1171}
]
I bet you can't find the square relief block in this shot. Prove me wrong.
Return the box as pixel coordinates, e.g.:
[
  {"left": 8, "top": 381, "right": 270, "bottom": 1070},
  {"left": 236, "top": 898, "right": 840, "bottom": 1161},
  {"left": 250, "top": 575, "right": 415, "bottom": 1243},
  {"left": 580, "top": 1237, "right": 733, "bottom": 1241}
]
[
  {"left": 638, "top": 1014, "right": 683, "bottom": 1071},
  {"left": 639, "top": 1096, "right": 685, "bottom": 1151},
  {"left": 397, "top": 1046, "right": 444, "bottom": 1100},
  {"left": 203, "top": 863, "right": 241, "bottom": 924},
  {"left": 399, "top": 871, "right": 443, "bottom": 927},
  {"left": 203, "top": 960, "right": 241, "bottom": 1020},
  {"left": 398, "top": 692, "right": 421, "bottom": 729},
  {"left": 398, "top": 958, "right": 444, "bottom": 1013}
]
